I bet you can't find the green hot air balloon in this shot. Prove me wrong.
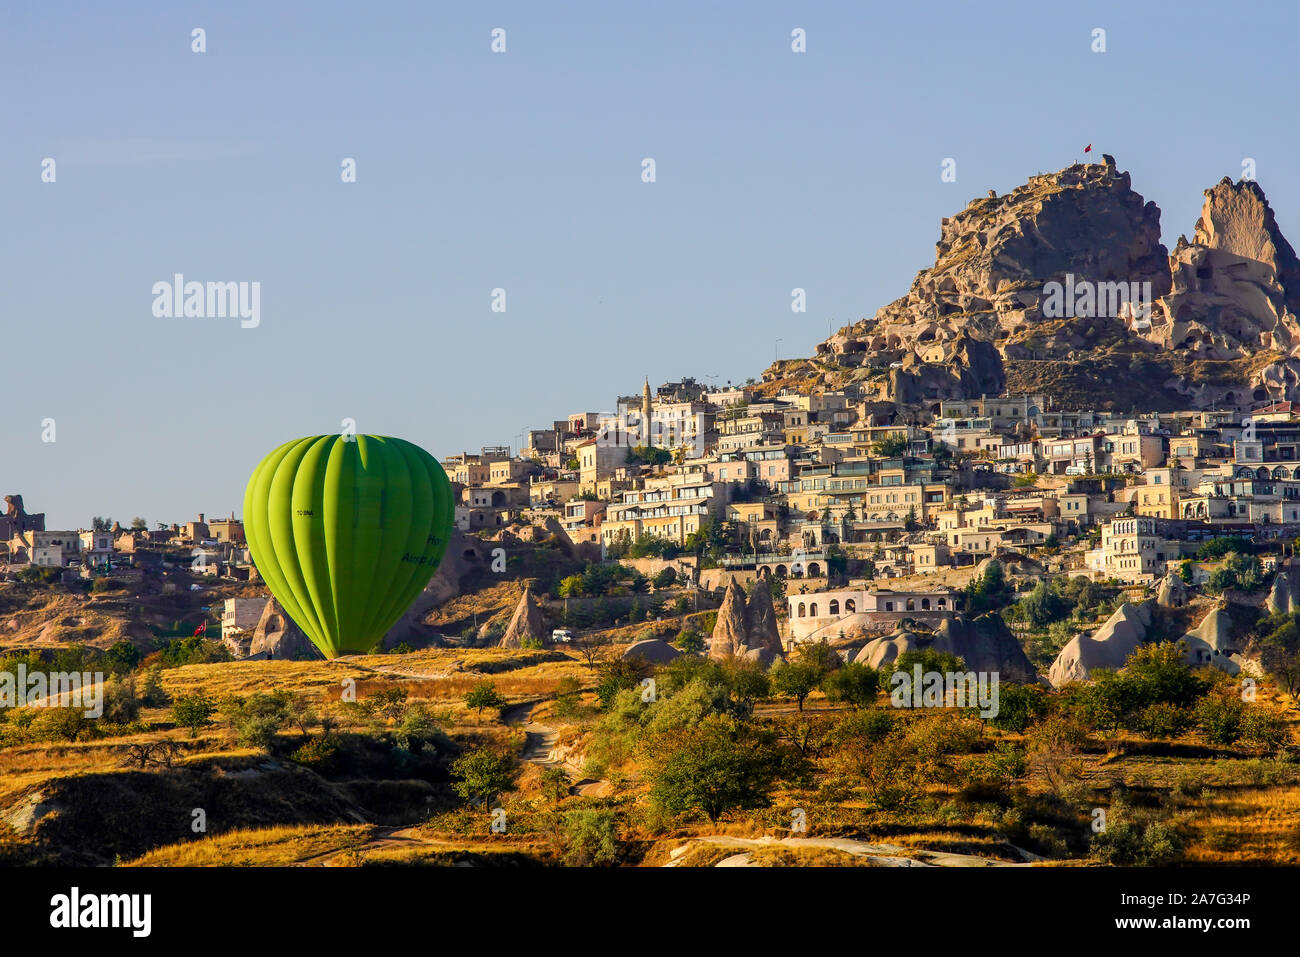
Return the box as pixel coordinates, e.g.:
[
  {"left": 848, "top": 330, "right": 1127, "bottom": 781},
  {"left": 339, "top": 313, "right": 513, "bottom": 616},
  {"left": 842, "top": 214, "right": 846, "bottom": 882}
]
[{"left": 242, "top": 435, "right": 453, "bottom": 658}]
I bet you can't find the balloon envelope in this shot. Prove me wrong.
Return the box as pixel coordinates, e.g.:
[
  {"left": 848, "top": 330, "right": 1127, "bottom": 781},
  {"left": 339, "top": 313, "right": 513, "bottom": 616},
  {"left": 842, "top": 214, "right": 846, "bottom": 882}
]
[{"left": 242, "top": 435, "right": 453, "bottom": 658}]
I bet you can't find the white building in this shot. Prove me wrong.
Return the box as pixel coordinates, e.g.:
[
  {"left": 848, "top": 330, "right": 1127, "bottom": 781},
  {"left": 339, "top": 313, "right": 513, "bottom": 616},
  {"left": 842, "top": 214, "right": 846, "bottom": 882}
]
[{"left": 222, "top": 598, "right": 266, "bottom": 639}]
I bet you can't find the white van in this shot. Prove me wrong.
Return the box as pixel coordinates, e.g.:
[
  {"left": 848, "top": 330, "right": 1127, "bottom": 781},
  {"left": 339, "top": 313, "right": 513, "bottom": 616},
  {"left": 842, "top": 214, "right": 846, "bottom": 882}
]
[{"left": 551, "top": 629, "right": 573, "bottom": 643}]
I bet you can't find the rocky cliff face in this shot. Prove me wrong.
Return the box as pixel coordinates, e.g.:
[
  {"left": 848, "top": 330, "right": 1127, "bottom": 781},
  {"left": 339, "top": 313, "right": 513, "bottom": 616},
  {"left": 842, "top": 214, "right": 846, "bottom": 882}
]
[{"left": 779, "top": 157, "right": 1300, "bottom": 411}]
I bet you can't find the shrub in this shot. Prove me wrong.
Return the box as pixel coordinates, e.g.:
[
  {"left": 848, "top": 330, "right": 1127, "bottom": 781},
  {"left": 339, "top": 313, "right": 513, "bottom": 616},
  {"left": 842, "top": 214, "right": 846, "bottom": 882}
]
[
  {"left": 1090, "top": 805, "right": 1183, "bottom": 866},
  {"left": 989, "top": 682, "right": 1050, "bottom": 733},
  {"left": 450, "top": 748, "right": 518, "bottom": 806},
  {"left": 171, "top": 692, "right": 217, "bottom": 737},
  {"left": 1196, "top": 694, "right": 1246, "bottom": 746},
  {"left": 464, "top": 681, "right": 507, "bottom": 719},
  {"left": 291, "top": 736, "right": 341, "bottom": 773},
  {"left": 223, "top": 692, "right": 290, "bottom": 748},
  {"left": 1135, "top": 701, "right": 1193, "bottom": 739},
  {"left": 561, "top": 809, "right": 619, "bottom": 865},
  {"left": 1241, "top": 707, "right": 1291, "bottom": 755},
  {"left": 101, "top": 675, "right": 141, "bottom": 724},
  {"left": 139, "top": 666, "right": 170, "bottom": 707}
]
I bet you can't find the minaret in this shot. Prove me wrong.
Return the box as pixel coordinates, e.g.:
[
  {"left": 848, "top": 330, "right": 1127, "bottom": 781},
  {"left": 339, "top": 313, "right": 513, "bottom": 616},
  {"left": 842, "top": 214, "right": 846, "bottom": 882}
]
[{"left": 641, "top": 378, "right": 653, "bottom": 443}]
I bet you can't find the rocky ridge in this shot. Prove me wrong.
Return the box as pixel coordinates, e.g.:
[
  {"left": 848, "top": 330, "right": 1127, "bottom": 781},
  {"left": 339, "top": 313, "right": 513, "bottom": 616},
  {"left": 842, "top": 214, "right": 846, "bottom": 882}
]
[{"left": 771, "top": 157, "right": 1300, "bottom": 411}]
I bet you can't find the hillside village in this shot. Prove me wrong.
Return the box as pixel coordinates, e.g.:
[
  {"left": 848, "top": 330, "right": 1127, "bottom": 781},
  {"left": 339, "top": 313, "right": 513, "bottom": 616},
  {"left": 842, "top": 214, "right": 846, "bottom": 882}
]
[{"left": 12, "top": 381, "right": 1300, "bottom": 682}]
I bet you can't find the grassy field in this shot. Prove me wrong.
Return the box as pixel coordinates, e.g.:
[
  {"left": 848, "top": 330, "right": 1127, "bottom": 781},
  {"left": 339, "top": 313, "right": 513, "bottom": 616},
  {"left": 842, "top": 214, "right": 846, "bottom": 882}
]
[{"left": 1, "top": 635, "right": 1297, "bottom": 867}]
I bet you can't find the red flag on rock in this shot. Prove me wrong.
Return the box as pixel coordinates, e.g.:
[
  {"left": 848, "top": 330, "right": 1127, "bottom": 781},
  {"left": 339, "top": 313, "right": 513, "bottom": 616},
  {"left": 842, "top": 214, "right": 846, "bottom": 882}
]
[{"left": 1084, "top": 144, "right": 1092, "bottom": 153}]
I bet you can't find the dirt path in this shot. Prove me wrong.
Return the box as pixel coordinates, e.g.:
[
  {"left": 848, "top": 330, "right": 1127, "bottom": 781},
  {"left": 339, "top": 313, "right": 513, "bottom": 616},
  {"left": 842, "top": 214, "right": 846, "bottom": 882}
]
[
  {"left": 293, "top": 826, "right": 460, "bottom": 866},
  {"left": 503, "top": 700, "right": 606, "bottom": 797},
  {"left": 665, "top": 835, "right": 1033, "bottom": 868}
]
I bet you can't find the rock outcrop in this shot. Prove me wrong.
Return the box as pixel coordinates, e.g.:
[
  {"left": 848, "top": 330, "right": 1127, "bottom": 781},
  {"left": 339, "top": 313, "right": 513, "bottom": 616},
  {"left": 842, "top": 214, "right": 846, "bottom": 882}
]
[
  {"left": 744, "top": 581, "right": 784, "bottom": 656},
  {"left": 1266, "top": 570, "right": 1298, "bottom": 616},
  {"left": 1047, "top": 600, "right": 1153, "bottom": 687},
  {"left": 775, "top": 159, "right": 1300, "bottom": 411},
  {"left": 710, "top": 578, "right": 786, "bottom": 664},
  {"left": 1157, "top": 572, "right": 1190, "bottom": 608},
  {"left": 623, "top": 638, "right": 682, "bottom": 665},
  {"left": 853, "top": 613, "right": 1040, "bottom": 683},
  {"left": 498, "top": 581, "right": 547, "bottom": 649},
  {"left": 709, "top": 578, "right": 750, "bottom": 660},
  {"left": 1180, "top": 604, "right": 1242, "bottom": 674},
  {"left": 249, "top": 598, "right": 323, "bottom": 660}
]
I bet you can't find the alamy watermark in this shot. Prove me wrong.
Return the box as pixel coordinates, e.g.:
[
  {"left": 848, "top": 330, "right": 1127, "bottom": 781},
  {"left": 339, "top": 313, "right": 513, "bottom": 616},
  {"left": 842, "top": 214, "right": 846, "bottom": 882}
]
[
  {"left": 889, "top": 665, "right": 999, "bottom": 719},
  {"left": 0, "top": 666, "right": 104, "bottom": 718},
  {"left": 152, "top": 274, "right": 260, "bottom": 328},
  {"left": 1041, "top": 274, "right": 1152, "bottom": 327}
]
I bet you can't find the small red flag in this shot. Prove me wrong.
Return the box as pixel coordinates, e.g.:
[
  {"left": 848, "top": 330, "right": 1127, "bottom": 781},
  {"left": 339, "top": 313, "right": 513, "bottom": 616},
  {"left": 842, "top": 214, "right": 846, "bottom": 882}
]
[
  {"left": 1084, "top": 144, "right": 1092, "bottom": 153},
  {"left": 194, "top": 621, "right": 207, "bottom": 636}
]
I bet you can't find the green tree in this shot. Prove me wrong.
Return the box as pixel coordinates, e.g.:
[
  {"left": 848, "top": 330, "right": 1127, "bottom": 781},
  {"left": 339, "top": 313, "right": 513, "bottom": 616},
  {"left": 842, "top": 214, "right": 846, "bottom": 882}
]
[
  {"left": 139, "top": 665, "right": 170, "bottom": 707},
  {"left": 821, "top": 662, "right": 878, "bottom": 709},
  {"left": 1197, "top": 536, "right": 1256, "bottom": 561},
  {"left": 1018, "top": 579, "right": 1067, "bottom": 629},
  {"left": 771, "top": 662, "right": 824, "bottom": 712},
  {"left": 103, "top": 640, "right": 142, "bottom": 675},
  {"left": 464, "top": 681, "right": 507, "bottom": 719},
  {"left": 222, "top": 691, "right": 291, "bottom": 748},
  {"left": 989, "top": 682, "right": 1049, "bottom": 733},
  {"left": 675, "top": 628, "right": 705, "bottom": 654},
  {"left": 1206, "top": 552, "right": 1264, "bottom": 593},
  {"left": 1195, "top": 693, "right": 1245, "bottom": 745},
  {"left": 871, "top": 435, "right": 908, "bottom": 457},
  {"left": 647, "top": 715, "right": 791, "bottom": 822},
  {"left": 540, "top": 766, "right": 571, "bottom": 806},
  {"left": 450, "top": 748, "right": 518, "bottom": 806},
  {"left": 171, "top": 692, "right": 217, "bottom": 738},
  {"left": 561, "top": 809, "right": 620, "bottom": 865}
]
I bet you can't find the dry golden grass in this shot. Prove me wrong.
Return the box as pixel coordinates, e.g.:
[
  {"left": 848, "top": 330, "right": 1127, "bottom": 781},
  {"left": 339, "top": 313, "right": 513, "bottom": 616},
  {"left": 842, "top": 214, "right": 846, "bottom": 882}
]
[
  {"left": 125, "top": 824, "right": 373, "bottom": 866},
  {"left": 420, "top": 581, "right": 521, "bottom": 629},
  {"left": 744, "top": 845, "right": 878, "bottom": 867},
  {"left": 160, "top": 659, "right": 374, "bottom": 701}
]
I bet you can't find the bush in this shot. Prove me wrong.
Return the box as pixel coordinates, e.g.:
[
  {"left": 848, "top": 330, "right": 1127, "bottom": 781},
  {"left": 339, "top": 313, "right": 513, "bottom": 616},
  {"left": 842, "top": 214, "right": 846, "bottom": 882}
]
[
  {"left": 1090, "top": 805, "right": 1183, "bottom": 866},
  {"left": 139, "top": 666, "right": 170, "bottom": 707},
  {"left": 291, "top": 736, "right": 341, "bottom": 772},
  {"left": 1134, "top": 701, "right": 1193, "bottom": 739},
  {"left": 464, "top": 681, "right": 507, "bottom": 719},
  {"left": 394, "top": 702, "right": 446, "bottom": 753},
  {"left": 1195, "top": 694, "right": 1245, "bottom": 746},
  {"left": 171, "top": 692, "right": 217, "bottom": 737},
  {"left": 222, "top": 692, "right": 290, "bottom": 748},
  {"left": 101, "top": 675, "right": 141, "bottom": 724},
  {"left": 561, "top": 809, "right": 620, "bottom": 865},
  {"left": 1241, "top": 707, "right": 1291, "bottom": 755},
  {"left": 989, "top": 682, "right": 1050, "bottom": 732},
  {"left": 450, "top": 748, "right": 518, "bottom": 806}
]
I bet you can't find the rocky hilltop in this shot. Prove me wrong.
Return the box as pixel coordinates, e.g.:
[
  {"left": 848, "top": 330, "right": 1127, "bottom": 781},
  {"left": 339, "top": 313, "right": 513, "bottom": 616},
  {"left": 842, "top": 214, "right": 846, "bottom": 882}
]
[{"left": 769, "top": 156, "right": 1300, "bottom": 411}]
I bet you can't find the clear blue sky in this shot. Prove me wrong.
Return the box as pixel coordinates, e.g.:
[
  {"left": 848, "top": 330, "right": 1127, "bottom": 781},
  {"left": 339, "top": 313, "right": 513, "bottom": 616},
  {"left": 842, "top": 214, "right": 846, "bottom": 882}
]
[{"left": 4, "top": 0, "right": 1298, "bottom": 528}]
